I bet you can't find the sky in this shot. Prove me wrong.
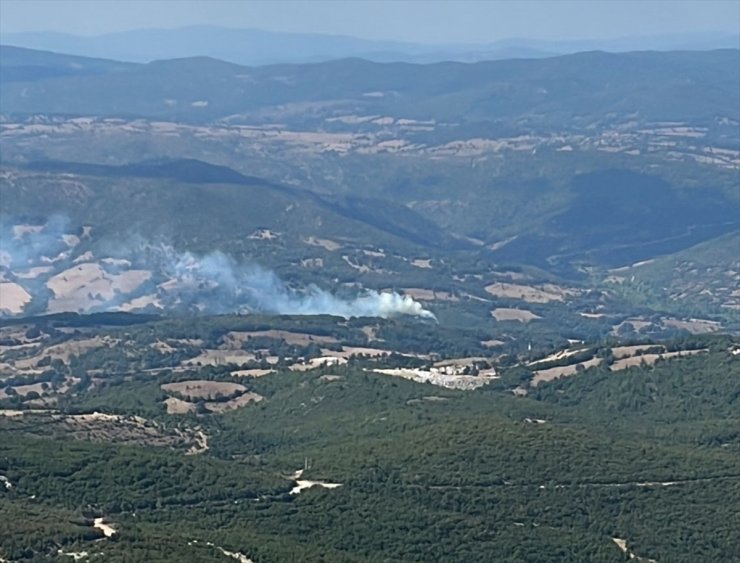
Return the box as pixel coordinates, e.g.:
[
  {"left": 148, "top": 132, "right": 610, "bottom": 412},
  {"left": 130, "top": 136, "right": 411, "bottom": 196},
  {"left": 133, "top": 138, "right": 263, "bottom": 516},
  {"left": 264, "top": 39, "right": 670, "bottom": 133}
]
[{"left": 0, "top": 0, "right": 738, "bottom": 43}]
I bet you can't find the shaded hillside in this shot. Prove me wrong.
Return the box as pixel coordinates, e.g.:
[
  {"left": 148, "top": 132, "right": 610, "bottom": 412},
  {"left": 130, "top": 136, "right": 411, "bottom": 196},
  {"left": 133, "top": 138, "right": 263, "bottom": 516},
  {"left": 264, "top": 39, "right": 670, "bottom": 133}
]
[
  {"left": 4, "top": 159, "right": 462, "bottom": 253},
  {"left": 0, "top": 45, "right": 135, "bottom": 83}
]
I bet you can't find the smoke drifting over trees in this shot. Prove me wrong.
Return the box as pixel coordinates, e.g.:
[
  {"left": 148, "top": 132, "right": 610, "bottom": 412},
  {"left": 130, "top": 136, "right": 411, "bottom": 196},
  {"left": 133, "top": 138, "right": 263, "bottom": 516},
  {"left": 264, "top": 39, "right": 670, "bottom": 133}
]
[{"left": 0, "top": 219, "right": 435, "bottom": 320}]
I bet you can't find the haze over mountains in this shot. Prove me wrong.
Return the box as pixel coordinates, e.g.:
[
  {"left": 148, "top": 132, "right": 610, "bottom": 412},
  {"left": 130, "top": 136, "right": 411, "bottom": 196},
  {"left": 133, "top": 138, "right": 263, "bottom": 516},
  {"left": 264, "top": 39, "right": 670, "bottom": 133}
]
[
  {"left": 2, "top": 13, "right": 740, "bottom": 563},
  {"left": 0, "top": 40, "right": 738, "bottom": 325},
  {"left": 3, "top": 26, "right": 739, "bottom": 65}
]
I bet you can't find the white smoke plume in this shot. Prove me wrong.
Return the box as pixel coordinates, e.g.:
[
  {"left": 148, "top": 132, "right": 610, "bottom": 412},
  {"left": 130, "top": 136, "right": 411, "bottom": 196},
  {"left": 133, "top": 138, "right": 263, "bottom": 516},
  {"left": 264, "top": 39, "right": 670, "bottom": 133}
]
[
  {"left": 0, "top": 220, "right": 436, "bottom": 320},
  {"left": 154, "top": 247, "right": 437, "bottom": 320}
]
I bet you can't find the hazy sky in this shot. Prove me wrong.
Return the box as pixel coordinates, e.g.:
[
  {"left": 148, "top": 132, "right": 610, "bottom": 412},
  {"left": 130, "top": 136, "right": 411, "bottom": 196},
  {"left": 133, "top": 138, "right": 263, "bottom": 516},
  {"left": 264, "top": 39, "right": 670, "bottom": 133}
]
[{"left": 0, "top": 0, "right": 738, "bottom": 43}]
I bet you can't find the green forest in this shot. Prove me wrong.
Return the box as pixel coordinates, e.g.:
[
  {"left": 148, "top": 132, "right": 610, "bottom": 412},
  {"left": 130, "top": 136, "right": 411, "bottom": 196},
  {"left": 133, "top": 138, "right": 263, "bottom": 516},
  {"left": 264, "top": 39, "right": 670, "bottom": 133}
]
[{"left": 0, "top": 317, "right": 738, "bottom": 562}]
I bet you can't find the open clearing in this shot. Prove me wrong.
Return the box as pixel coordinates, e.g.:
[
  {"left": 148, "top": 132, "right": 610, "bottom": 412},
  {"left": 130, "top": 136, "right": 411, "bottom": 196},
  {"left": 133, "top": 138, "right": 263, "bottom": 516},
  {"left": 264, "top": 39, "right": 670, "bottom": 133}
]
[
  {"left": 93, "top": 518, "right": 117, "bottom": 538},
  {"left": 46, "top": 263, "right": 151, "bottom": 313},
  {"left": 221, "top": 330, "right": 338, "bottom": 347},
  {"left": 663, "top": 317, "right": 721, "bottom": 334},
  {"left": 610, "top": 349, "right": 707, "bottom": 371},
  {"left": 372, "top": 367, "right": 497, "bottom": 390},
  {"left": 484, "top": 282, "right": 578, "bottom": 303},
  {"left": 161, "top": 380, "right": 246, "bottom": 401},
  {"left": 491, "top": 308, "right": 541, "bottom": 322},
  {"left": 0, "top": 410, "right": 202, "bottom": 450},
  {"left": 0, "top": 282, "right": 31, "bottom": 314},
  {"left": 204, "top": 393, "right": 263, "bottom": 413},
  {"left": 162, "top": 382, "right": 263, "bottom": 414},
  {"left": 289, "top": 469, "right": 343, "bottom": 495},
  {"left": 611, "top": 345, "right": 662, "bottom": 359},
  {"left": 184, "top": 350, "right": 257, "bottom": 366},
  {"left": 303, "top": 236, "right": 342, "bottom": 251},
  {"left": 531, "top": 357, "right": 603, "bottom": 386}
]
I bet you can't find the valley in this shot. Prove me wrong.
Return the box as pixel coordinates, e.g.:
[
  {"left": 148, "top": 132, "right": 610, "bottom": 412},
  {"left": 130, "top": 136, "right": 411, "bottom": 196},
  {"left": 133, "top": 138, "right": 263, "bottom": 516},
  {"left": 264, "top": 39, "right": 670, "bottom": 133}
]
[{"left": 0, "top": 39, "right": 738, "bottom": 563}]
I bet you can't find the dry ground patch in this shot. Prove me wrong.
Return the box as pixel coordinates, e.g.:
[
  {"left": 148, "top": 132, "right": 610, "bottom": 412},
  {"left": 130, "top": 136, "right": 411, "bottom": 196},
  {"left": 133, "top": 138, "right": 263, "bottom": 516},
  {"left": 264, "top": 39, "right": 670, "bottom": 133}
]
[
  {"left": 484, "top": 282, "right": 579, "bottom": 303},
  {"left": 221, "top": 330, "right": 338, "bottom": 348},
  {"left": 531, "top": 357, "right": 603, "bottom": 386},
  {"left": 303, "top": 236, "right": 342, "bottom": 251},
  {"left": 0, "top": 282, "right": 31, "bottom": 314},
  {"left": 161, "top": 380, "right": 246, "bottom": 401},
  {"left": 610, "top": 349, "right": 707, "bottom": 371},
  {"left": 46, "top": 263, "right": 152, "bottom": 313},
  {"left": 491, "top": 308, "right": 541, "bottom": 322},
  {"left": 663, "top": 317, "right": 721, "bottom": 334},
  {"left": 184, "top": 350, "right": 258, "bottom": 366},
  {"left": 611, "top": 345, "right": 663, "bottom": 360}
]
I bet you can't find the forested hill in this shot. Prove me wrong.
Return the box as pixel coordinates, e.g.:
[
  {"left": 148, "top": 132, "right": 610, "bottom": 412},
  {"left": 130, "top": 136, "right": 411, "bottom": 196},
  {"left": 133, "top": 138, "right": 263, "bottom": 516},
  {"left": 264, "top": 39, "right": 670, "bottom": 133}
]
[{"left": 1, "top": 46, "right": 738, "bottom": 127}]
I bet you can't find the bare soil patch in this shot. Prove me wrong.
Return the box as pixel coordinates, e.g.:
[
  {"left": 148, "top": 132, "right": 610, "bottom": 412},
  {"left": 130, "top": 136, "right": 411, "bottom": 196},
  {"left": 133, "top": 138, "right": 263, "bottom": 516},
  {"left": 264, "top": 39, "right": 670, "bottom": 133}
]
[
  {"left": 203, "top": 392, "right": 263, "bottom": 413},
  {"left": 491, "top": 308, "right": 541, "bottom": 322},
  {"left": 184, "top": 350, "right": 257, "bottom": 366},
  {"left": 484, "top": 282, "right": 578, "bottom": 303},
  {"left": 0, "top": 282, "right": 31, "bottom": 314},
  {"left": 165, "top": 397, "right": 195, "bottom": 414},
  {"left": 231, "top": 368, "right": 274, "bottom": 378},
  {"left": 303, "top": 236, "right": 341, "bottom": 251},
  {"left": 161, "top": 380, "right": 246, "bottom": 401},
  {"left": 662, "top": 317, "right": 721, "bottom": 334},
  {"left": 532, "top": 357, "right": 603, "bottom": 386},
  {"left": 222, "top": 330, "right": 338, "bottom": 347},
  {"left": 289, "top": 356, "right": 348, "bottom": 371},
  {"left": 611, "top": 345, "right": 663, "bottom": 360},
  {"left": 610, "top": 349, "right": 706, "bottom": 371},
  {"left": 46, "top": 263, "right": 151, "bottom": 313}
]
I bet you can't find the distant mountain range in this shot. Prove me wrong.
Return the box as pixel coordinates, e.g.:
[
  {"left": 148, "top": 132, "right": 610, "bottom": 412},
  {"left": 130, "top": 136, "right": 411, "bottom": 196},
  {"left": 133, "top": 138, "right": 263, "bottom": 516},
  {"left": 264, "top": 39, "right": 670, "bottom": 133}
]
[
  {"left": 1, "top": 26, "right": 738, "bottom": 65},
  {"left": 2, "top": 45, "right": 737, "bottom": 128}
]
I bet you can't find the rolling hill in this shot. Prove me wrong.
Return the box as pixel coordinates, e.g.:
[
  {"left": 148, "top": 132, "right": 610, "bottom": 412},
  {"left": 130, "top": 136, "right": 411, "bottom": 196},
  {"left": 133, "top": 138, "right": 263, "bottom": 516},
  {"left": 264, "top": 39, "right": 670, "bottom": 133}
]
[{"left": 1, "top": 46, "right": 738, "bottom": 128}]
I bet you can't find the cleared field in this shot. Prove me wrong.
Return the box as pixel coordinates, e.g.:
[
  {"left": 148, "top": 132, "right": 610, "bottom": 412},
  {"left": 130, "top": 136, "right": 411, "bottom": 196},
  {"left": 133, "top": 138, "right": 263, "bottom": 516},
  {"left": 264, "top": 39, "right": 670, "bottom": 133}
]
[
  {"left": 610, "top": 349, "right": 706, "bottom": 371},
  {"left": 161, "top": 380, "right": 246, "bottom": 401},
  {"left": 372, "top": 367, "right": 497, "bottom": 390},
  {"left": 611, "top": 345, "right": 663, "bottom": 360},
  {"left": 46, "top": 263, "right": 152, "bottom": 313},
  {"left": 163, "top": 390, "right": 263, "bottom": 414},
  {"left": 484, "top": 282, "right": 578, "bottom": 303},
  {"left": 221, "top": 330, "right": 338, "bottom": 347},
  {"left": 491, "top": 308, "right": 541, "bottom": 322},
  {"left": 611, "top": 318, "right": 653, "bottom": 333},
  {"left": 532, "top": 357, "right": 603, "bottom": 386},
  {"left": 663, "top": 318, "right": 721, "bottom": 334},
  {"left": 164, "top": 396, "right": 195, "bottom": 414},
  {"left": 303, "top": 236, "right": 341, "bottom": 251},
  {"left": 231, "top": 368, "right": 274, "bottom": 378},
  {"left": 203, "top": 392, "right": 263, "bottom": 413},
  {"left": 0, "top": 282, "right": 32, "bottom": 314},
  {"left": 184, "top": 350, "right": 257, "bottom": 366}
]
